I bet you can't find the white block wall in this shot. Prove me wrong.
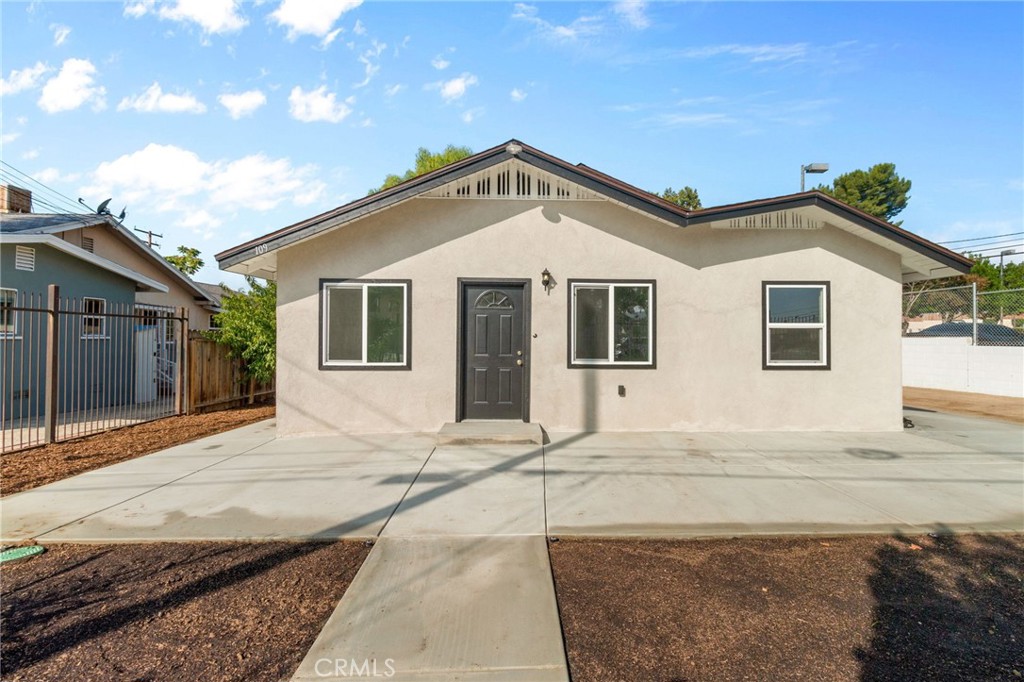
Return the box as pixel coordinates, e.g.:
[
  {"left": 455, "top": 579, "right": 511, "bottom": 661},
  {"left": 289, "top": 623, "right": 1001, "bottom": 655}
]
[{"left": 903, "top": 338, "right": 1024, "bottom": 398}]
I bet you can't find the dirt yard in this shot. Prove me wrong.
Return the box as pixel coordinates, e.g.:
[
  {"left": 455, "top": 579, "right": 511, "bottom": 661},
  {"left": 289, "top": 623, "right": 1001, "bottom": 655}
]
[
  {"left": 1, "top": 541, "right": 369, "bottom": 681},
  {"left": 1, "top": 405, "right": 275, "bottom": 497},
  {"left": 550, "top": 533, "right": 1024, "bottom": 682},
  {"left": 904, "top": 387, "right": 1024, "bottom": 424}
]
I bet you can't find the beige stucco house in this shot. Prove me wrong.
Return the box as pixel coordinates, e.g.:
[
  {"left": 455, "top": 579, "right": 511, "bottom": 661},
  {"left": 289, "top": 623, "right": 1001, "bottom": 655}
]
[{"left": 217, "top": 140, "right": 971, "bottom": 435}]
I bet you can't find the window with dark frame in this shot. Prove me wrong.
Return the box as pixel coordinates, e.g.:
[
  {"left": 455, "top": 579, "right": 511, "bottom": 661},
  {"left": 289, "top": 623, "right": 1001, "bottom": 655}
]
[
  {"left": 0, "top": 288, "right": 17, "bottom": 336},
  {"left": 569, "top": 280, "right": 654, "bottom": 367},
  {"left": 763, "top": 282, "right": 829, "bottom": 368},
  {"left": 321, "top": 280, "right": 410, "bottom": 369},
  {"left": 81, "top": 297, "right": 107, "bottom": 338}
]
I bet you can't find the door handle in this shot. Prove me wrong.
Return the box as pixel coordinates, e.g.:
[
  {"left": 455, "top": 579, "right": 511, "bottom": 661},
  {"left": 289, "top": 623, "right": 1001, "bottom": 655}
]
[{"left": 516, "top": 359, "right": 524, "bottom": 366}]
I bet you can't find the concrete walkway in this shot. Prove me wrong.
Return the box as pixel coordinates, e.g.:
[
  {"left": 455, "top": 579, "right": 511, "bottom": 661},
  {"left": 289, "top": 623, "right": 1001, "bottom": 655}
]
[{"left": 1, "top": 409, "right": 1020, "bottom": 681}]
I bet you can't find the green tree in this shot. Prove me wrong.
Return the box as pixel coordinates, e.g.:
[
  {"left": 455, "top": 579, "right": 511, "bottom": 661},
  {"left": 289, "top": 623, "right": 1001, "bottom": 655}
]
[
  {"left": 211, "top": 277, "right": 277, "bottom": 383},
  {"left": 164, "top": 246, "right": 204, "bottom": 276},
  {"left": 963, "top": 254, "right": 1024, "bottom": 291},
  {"left": 659, "top": 186, "right": 702, "bottom": 210},
  {"left": 816, "top": 163, "right": 911, "bottom": 225},
  {"left": 370, "top": 145, "right": 473, "bottom": 194}
]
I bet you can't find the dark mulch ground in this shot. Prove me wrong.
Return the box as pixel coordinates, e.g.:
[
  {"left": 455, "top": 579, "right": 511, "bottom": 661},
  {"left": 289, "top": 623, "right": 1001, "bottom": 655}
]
[
  {"left": 549, "top": 533, "right": 1024, "bottom": 682},
  {"left": 1, "top": 404, "right": 275, "bottom": 497},
  {"left": 1, "top": 541, "right": 370, "bottom": 681}
]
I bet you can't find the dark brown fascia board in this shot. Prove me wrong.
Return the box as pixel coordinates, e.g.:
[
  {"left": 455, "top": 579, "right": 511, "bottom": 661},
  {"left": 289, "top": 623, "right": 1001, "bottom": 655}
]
[
  {"left": 216, "top": 138, "right": 971, "bottom": 276},
  {"left": 687, "top": 193, "right": 972, "bottom": 273}
]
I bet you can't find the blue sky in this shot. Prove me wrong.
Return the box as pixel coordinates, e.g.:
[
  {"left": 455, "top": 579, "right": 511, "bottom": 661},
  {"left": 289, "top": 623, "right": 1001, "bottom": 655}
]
[{"left": 2, "top": 1, "right": 1022, "bottom": 287}]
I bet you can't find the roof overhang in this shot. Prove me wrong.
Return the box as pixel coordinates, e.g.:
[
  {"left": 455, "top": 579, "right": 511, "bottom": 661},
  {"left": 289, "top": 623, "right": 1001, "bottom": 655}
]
[
  {"left": 216, "top": 139, "right": 972, "bottom": 284},
  {"left": 1, "top": 234, "right": 170, "bottom": 292}
]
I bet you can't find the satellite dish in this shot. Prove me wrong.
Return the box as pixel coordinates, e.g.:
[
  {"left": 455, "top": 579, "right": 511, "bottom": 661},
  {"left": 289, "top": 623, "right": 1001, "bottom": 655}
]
[
  {"left": 118, "top": 207, "right": 127, "bottom": 221},
  {"left": 96, "top": 198, "right": 112, "bottom": 215}
]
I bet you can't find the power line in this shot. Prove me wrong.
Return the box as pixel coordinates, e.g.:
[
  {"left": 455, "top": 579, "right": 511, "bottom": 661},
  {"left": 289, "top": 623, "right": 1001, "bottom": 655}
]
[
  {"left": 0, "top": 163, "right": 87, "bottom": 215},
  {"left": 942, "top": 231, "right": 1024, "bottom": 244}
]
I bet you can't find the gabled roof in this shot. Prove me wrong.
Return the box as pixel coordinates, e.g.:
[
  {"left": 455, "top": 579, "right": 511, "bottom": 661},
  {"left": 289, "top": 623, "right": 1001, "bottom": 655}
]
[
  {"left": 216, "top": 139, "right": 972, "bottom": 283},
  {"left": 1, "top": 233, "right": 169, "bottom": 292},
  {"left": 1, "top": 212, "right": 220, "bottom": 308}
]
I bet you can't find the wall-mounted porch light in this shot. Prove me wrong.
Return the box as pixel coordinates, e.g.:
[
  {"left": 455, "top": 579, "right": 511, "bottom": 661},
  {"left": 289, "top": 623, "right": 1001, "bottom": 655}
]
[{"left": 541, "top": 268, "right": 553, "bottom": 291}]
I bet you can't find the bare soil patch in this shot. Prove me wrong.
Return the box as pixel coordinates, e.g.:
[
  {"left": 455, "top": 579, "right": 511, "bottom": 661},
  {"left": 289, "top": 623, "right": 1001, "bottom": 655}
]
[
  {"left": 550, "top": 533, "right": 1024, "bottom": 682},
  {"left": 904, "top": 387, "right": 1024, "bottom": 424},
  {"left": 1, "top": 541, "right": 369, "bottom": 681},
  {"left": 1, "top": 405, "right": 275, "bottom": 497}
]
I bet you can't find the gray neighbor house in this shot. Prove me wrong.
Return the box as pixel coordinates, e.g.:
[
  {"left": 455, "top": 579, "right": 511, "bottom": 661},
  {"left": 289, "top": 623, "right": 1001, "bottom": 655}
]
[{"left": 217, "top": 140, "right": 972, "bottom": 436}]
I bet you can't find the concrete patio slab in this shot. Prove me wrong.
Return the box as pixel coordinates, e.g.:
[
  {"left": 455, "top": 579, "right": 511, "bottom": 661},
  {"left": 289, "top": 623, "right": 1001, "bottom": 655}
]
[
  {"left": 382, "top": 446, "right": 546, "bottom": 537},
  {"left": 292, "top": 536, "right": 568, "bottom": 682}
]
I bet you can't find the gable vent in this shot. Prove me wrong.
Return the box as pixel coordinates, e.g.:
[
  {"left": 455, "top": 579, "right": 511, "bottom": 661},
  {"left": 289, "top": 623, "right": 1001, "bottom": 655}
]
[
  {"left": 82, "top": 236, "right": 95, "bottom": 253},
  {"left": 423, "top": 160, "right": 602, "bottom": 201},
  {"left": 716, "top": 211, "right": 821, "bottom": 230},
  {"left": 15, "top": 246, "right": 35, "bottom": 271}
]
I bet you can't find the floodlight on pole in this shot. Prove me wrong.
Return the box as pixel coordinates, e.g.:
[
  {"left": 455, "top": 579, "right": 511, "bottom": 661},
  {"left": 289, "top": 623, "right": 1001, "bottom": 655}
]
[
  {"left": 999, "top": 249, "right": 1018, "bottom": 288},
  {"left": 801, "top": 163, "right": 829, "bottom": 192}
]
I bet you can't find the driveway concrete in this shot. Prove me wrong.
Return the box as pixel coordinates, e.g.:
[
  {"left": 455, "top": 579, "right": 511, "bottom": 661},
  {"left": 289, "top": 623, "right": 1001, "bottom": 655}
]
[{"left": 544, "top": 411, "right": 1023, "bottom": 537}]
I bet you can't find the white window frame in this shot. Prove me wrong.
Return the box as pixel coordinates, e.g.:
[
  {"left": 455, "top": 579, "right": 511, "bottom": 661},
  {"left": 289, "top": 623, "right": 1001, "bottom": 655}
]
[
  {"left": 569, "top": 280, "right": 655, "bottom": 367},
  {"left": 763, "top": 282, "right": 829, "bottom": 369},
  {"left": 1, "top": 288, "right": 18, "bottom": 338},
  {"left": 321, "top": 280, "right": 410, "bottom": 369},
  {"left": 81, "top": 297, "right": 108, "bottom": 339}
]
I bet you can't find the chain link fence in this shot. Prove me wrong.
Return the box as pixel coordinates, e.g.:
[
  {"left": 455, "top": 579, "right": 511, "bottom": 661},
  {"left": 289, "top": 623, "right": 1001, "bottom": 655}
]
[{"left": 903, "top": 285, "right": 1024, "bottom": 346}]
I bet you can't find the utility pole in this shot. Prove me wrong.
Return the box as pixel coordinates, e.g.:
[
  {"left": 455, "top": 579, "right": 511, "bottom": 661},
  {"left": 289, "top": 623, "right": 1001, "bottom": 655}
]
[{"left": 134, "top": 227, "right": 163, "bottom": 249}]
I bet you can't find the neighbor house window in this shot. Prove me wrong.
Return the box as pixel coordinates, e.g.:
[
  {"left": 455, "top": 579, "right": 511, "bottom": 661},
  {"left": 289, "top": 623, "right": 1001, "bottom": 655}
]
[
  {"left": 81, "top": 297, "right": 107, "bottom": 338},
  {"left": 763, "top": 282, "right": 829, "bottom": 369},
  {"left": 569, "top": 280, "right": 655, "bottom": 367},
  {"left": 321, "top": 280, "right": 410, "bottom": 369},
  {"left": 1, "top": 288, "right": 17, "bottom": 337}
]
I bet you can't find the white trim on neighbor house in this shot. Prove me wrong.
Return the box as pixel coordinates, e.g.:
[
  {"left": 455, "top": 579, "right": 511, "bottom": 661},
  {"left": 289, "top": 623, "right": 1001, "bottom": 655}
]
[
  {"left": 320, "top": 280, "right": 410, "bottom": 369},
  {"left": 81, "top": 296, "right": 107, "bottom": 338},
  {"left": 763, "top": 282, "right": 830, "bottom": 369},
  {"left": 14, "top": 245, "right": 35, "bottom": 271},
  {"left": 569, "top": 280, "right": 655, "bottom": 368},
  {"left": 0, "top": 234, "right": 169, "bottom": 293}
]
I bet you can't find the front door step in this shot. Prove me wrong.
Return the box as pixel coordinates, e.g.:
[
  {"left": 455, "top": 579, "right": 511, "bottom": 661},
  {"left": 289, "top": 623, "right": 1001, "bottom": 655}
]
[{"left": 437, "top": 422, "right": 544, "bottom": 446}]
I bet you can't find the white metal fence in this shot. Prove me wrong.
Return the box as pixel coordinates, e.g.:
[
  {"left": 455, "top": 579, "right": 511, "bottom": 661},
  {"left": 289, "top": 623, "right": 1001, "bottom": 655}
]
[
  {"left": 1, "top": 285, "right": 190, "bottom": 452},
  {"left": 902, "top": 285, "right": 1024, "bottom": 347}
]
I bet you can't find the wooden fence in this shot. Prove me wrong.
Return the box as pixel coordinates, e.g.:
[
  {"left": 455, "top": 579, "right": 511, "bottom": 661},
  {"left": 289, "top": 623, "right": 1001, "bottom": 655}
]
[{"left": 188, "top": 331, "right": 275, "bottom": 413}]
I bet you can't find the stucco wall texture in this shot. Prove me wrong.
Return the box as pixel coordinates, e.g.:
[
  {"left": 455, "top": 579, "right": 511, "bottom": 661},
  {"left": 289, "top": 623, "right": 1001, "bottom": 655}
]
[{"left": 275, "top": 198, "right": 904, "bottom": 435}]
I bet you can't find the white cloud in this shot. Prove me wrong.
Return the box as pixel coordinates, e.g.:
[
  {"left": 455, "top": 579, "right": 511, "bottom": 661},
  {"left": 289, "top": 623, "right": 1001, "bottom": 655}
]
[
  {"left": 431, "top": 55, "right": 450, "bottom": 70},
  {"left": 1, "top": 62, "right": 51, "bottom": 96},
  {"left": 428, "top": 72, "right": 478, "bottom": 102},
  {"left": 319, "top": 27, "right": 342, "bottom": 49},
  {"left": 613, "top": 0, "right": 649, "bottom": 29},
  {"left": 384, "top": 83, "right": 405, "bottom": 98},
  {"left": 51, "top": 24, "right": 72, "bottom": 46},
  {"left": 270, "top": 0, "right": 362, "bottom": 40},
  {"left": 461, "top": 107, "right": 484, "bottom": 124},
  {"left": 288, "top": 85, "right": 351, "bottom": 122},
  {"left": 218, "top": 89, "right": 267, "bottom": 119},
  {"left": 80, "top": 143, "right": 325, "bottom": 225},
  {"left": 354, "top": 40, "right": 386, "bottom": 88},
  {"left": 645, "top": 112, "right": 737, "bottom": 127},
  {"left": 21, "top": 149, "right": 39, "bottom": 160},
  {"left": 681, "top": 43, "right": 810, "bottom": 63},
  {"left": 123, "top": 1, "right": 153, "bottom": 19},
  {"left": 125, "top": 0, "right": 246, "bottom": 35},
  {"left": 176, "top": 209, "right": 223, "bottom": 241},
  {"left": 510, "top": 88, "right": 527, "bottom": 102},
  {"left": 2, "top": 132, "right": 20, "bottom": 144},
  {"left": 160, "top": 0, "right": 246, "bottom": 34},
  {"left": 352, "top": 19, "right": 366, "bottom": 35},
  {"left": 512, "top": 3, "right": 603, "bottom": 43},
  {"left": 117, "top": 82, "right": 206, "bottom": 114},
  {"left": 38, "top": 58, "right": 106, "bottom": 113}
]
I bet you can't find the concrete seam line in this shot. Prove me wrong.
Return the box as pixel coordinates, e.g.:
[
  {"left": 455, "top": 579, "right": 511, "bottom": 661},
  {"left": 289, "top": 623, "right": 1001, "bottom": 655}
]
[
  {"left": 33, "top": 433, "right": 278, "bottom": 540},
  {"left": 376, "top": 446, "right": 437, "bottom": 538},
  {"left": 727, "top": 437, "right": 924, "bottom": 529}
]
